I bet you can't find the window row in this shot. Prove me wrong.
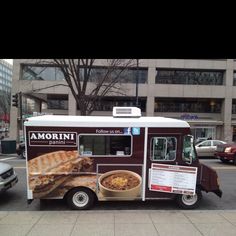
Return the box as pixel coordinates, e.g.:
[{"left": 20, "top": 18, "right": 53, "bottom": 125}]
[
  {"left": 21, "top": 64, "right": 236, "bottom": 87},
  {"left": 0, "top": 65, "right": 12, "bottom": 75},
  {"left": 0, "top": 71, "right": 12, "bottom": 79},
  {"left": 156, "top": 69, "right": 224, "bottom": 85},
  {"left": 21, "top": 65, "right": 148, "bottom": 84},
  {"left": 90, "top": 97, "right": 147, "bottom": 112},
  {"left": 40, "top": 95, "right": 147, "bottom": 112},
  {"left": 155, "top": 98, "right": 222, "bottom": 113},
  {"left": 78, "top": 134, "right": 195, "bottom": 163}
]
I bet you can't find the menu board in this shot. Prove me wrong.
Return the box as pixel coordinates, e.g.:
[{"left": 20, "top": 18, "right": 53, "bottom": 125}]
[{"left": 150, "top": 163, "right": 197, "bottom": 195}]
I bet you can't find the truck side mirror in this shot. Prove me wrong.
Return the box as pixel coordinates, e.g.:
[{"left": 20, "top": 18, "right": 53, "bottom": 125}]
[{"left": 182, "top": 135, "right": 193, "bottom": 165}]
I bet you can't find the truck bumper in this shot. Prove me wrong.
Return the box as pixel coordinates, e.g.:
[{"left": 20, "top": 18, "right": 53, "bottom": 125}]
[
  {"left": 215, "top": 152, "right": 234, "bottom": 160},
  {"left": 213, "top": 189, "right": 223, "bottom": 198}
]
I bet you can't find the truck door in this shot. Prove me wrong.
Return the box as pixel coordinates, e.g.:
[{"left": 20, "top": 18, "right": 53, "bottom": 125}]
[{"left": 145, "top": 133, "right": 181, "bottom": 199}]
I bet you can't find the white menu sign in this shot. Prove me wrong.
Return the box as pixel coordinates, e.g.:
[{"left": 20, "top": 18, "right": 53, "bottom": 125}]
[{"left": 149, "top": 163, "right": 197, "bottom": 195}]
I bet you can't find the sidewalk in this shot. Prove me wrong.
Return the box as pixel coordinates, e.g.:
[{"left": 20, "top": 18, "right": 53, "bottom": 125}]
[
  {"left": 1, "top": 210, "right": 236, "bottom": 236},
  {"left": 0, "top": 153, "right": 17, "bottom": 156},
  {"left": 0, "top": 153, "right": 18, "bottom": 159}
]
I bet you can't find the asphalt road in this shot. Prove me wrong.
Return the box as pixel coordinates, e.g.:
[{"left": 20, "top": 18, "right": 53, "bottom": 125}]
[{"left": 0, "top": 155, "right": 236, "bottom": 211}]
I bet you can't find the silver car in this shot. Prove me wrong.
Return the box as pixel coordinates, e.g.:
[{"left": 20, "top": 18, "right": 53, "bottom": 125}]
[
  {"left": 195, "top": 140, "right": 226, "bottom": 157},
  {"left": 0, "top": 162, "right": 18, "bottom": 192}
]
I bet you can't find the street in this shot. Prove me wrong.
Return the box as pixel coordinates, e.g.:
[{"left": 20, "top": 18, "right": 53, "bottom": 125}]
[{"left": 0, "top": 156, "right": 236, "bottom": 211}]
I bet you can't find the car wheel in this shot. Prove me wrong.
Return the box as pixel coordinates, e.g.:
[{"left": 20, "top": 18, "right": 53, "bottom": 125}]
[
  {"left": 176, "top": 189, "right": 202, "bottom": 209},
  {"left": 220, "top": 158, "right": 229, "bottom": 163},
  {"left": 21, "top": 149, "right": 26, "bottom": 159},
  {"left": 66, "top": 188, "right": 95, "bottom": 210},
  {"left": 233, "top": 156, "right": 236, "bottom": 165}
]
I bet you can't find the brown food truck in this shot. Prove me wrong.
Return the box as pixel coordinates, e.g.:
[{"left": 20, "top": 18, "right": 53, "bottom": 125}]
[{"left": 24, "top": 107, "right": 222, "bottom": 210}]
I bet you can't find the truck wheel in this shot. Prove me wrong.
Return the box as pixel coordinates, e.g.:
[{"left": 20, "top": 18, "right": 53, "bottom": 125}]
[
  {"left": 66, "top": 188, "right": 95, "bottom": 210},
  {"left": 176, "top": 189, "right": 202, "bottom": 209}
]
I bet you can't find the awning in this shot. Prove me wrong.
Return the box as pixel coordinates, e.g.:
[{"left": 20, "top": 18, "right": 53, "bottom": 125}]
[{"left": 182, "top": 119, "right": 223, "bottom": 125}]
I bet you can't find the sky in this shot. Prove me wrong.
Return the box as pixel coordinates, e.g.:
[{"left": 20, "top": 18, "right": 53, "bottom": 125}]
[{"left": 3, "top": 59, "right": 13, "bottom": 65}]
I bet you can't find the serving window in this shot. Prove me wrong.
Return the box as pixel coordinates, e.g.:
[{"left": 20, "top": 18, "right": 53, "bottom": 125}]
[
  {"left": 150, "top": 137, "right": 177, "bottom": 161},
  {"left": 78, "top": 134, "right": 132, "bottom": 157}
]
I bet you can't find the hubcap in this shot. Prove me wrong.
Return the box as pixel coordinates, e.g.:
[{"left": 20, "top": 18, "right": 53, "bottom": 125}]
[
  {"left": 72, "top": 191, "right": 89, "bottom": 207},
  {"left": 182, "top": 193, "right": 198, "bottom": 206}
]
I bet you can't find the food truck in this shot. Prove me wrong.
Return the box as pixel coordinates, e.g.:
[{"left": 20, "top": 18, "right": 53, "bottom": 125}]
[{"left": 24, "top": 107, "right": 222, "bottom": 210}]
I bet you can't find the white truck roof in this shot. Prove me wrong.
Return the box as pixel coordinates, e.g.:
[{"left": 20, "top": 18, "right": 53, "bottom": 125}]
[{"left": 24, "top": 115, "right": 190, "bottom": 128}]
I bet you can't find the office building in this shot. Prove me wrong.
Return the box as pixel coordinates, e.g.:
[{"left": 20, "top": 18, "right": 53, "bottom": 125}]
[
  {"left": 9, "top": 59, "right": 236, "bottom": 143},
  {"left": 0, "top": 59, "right": 12, "bottom": 136}
]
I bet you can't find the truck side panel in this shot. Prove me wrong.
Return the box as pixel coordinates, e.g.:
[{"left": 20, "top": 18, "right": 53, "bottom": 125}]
[{"left": 26, "top": 126, "right": 145, "bottom": 201}]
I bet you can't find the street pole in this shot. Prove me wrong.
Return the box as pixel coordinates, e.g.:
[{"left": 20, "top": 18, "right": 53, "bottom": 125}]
[
  {"left": 135, "top": 59, "right": 139, "bottom": 107},
  {"left": 18, "top": 92, "right": 24, "bottom": 142},
  {"left": 19, "top": 92, "right": 23, "bottom": 130}
]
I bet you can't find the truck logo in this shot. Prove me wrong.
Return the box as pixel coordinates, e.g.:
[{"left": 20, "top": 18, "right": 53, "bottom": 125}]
[{"left": 29, "top": 131, "right": 77, "bottom": 147}]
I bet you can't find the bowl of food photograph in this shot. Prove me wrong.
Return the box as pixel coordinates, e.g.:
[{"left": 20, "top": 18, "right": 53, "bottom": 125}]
[{"left": 98, "top": 170, "right": 142, "bottom": 199}]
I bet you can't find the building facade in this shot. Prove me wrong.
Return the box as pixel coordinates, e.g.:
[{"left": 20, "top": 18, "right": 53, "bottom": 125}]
[
  {"left": 0, "top": 59, "right": 12, "bottom": 137},
  {"left": 9, "top": 59, "right": 236, "bottom": 143}
]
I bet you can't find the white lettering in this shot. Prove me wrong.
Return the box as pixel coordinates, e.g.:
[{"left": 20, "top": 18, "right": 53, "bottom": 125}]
[
  {"left": 49, "top": 140, "right": 65, "bottom": 145},
  {"left": 37, "top": 133, "right": 45, "bottom": 139},
  {"left": 63, "top": 134, "right": 70, "bottom": 140},
  {"left": 30, "top": 133, "right": 38, "bottom": 139},
  {"left": 45, "top": 133, "right": 52, "bottom": 139},
  {"left": 30, "top": 132, "right": 76, "bottom": 141},
  {"left": 96, "top": 129, "right": 109, "bottom": 134},
  {"left": 52, "top": 133, "right": 59, "bottom": 139}
]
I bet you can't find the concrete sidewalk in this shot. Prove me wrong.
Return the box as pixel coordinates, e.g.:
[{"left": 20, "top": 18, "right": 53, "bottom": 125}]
[{"left": 1, "top": 210, "right": 236, "bottom": 236}]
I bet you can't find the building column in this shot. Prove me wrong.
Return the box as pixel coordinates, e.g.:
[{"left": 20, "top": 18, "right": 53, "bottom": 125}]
[
  {"left": 68, "top": 92, "right": 77, "bottom": 115},
  {"left": 9, "top": 106, "right": 18, "bottom": 140},
  {"left": 9, "top": 62, "right": 20, "bottom": 141},
  {"left": 223, "top": 59, "right": 234, "bottom": 142},
  {"left": 146, "top": 66, "right": 156, "bottom": 116}
]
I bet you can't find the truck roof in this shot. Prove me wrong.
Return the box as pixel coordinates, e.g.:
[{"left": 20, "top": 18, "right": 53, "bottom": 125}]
[{"left": 24, "top": 115, "right": 190, "bottom": 128}]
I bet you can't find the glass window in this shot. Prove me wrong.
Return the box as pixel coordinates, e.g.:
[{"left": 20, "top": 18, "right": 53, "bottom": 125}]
[
  {"left": 233, "top": 72, "right": 236, "bottom": 86},
  {"left": 47, "top": 94, "right": 68, "bottom": 110},
  {"left": 182, "top": 135, "right": 196, "bottom": 162},
  {"left": 79, "top": 134, "right": 132, "bottom": 156},
  {"left": 151, "top": 137, "right": 177, "bottom": 161},
  {"left": 232, "top": 100, "right": 236, "bottom": 114},
  {"left": 80, "top": 66, "right": 148, "bottom": 84},
  {"left": 191, "top": 127, "right": 215, "bottom": 142},
  {"left": 21, "top": 65, "right": 65, "bottom": 81},
  {"left": 91, "top": 96, "right": 147, "bottom": 112},
  {"left": 213, "top": 141, "right": 223, "bottom": 146},
  {"left": 156, "top": 69, "right": 224, "bottom": 85},
  {"left": 199, "top": 141, "right": 211, "bottom": 147},
  {"left": 155, "top": 98, "right": 222, "bottom": 113}
]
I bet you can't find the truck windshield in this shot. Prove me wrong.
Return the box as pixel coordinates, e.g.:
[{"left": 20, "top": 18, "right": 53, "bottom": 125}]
[{"left": 182, "top": 135, "right": 196, "bottom": 162}]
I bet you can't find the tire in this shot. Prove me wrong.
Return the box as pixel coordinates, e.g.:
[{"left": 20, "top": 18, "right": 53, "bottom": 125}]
[
  {"left": 220, "top": 158, "right": 229, "bottom": 163},
  {"left": 176, "top": 189, "right": 202, "bottom": 209},
  {"left": 21, "top": 149, "right": 26, "bottom": 159},
  {"left": 233, "top": 156, "right": 236, "bottom": 165},
  {"left": 66, "top": 188, "right": 95, "bottom": 210}
]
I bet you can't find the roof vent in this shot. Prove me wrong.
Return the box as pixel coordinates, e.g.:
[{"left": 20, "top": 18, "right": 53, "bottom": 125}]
[{"left": 112, "top": 107, "right": 141, "bottom": 118}]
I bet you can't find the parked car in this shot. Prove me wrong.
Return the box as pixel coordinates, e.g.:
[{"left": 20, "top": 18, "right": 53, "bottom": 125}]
[
  {"left": 195, "top": 140, "right": 226, "bottom": 157},
  {"left": 195, "top": 137, "right": 208, "bottom": 145},
  {"left": 214, "top": 142, "right": 236, "bottom": 164},
  {"left": 16, "top": 142, "right": 26, "bottom": 159},
  {"left": 0, "top": 162, "right": 18, "bottom": 192}
]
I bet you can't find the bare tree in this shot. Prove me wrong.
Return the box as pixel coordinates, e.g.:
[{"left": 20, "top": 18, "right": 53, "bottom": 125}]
[{"left": 37, "top": 59, "right": 135, "bottom": 115}]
